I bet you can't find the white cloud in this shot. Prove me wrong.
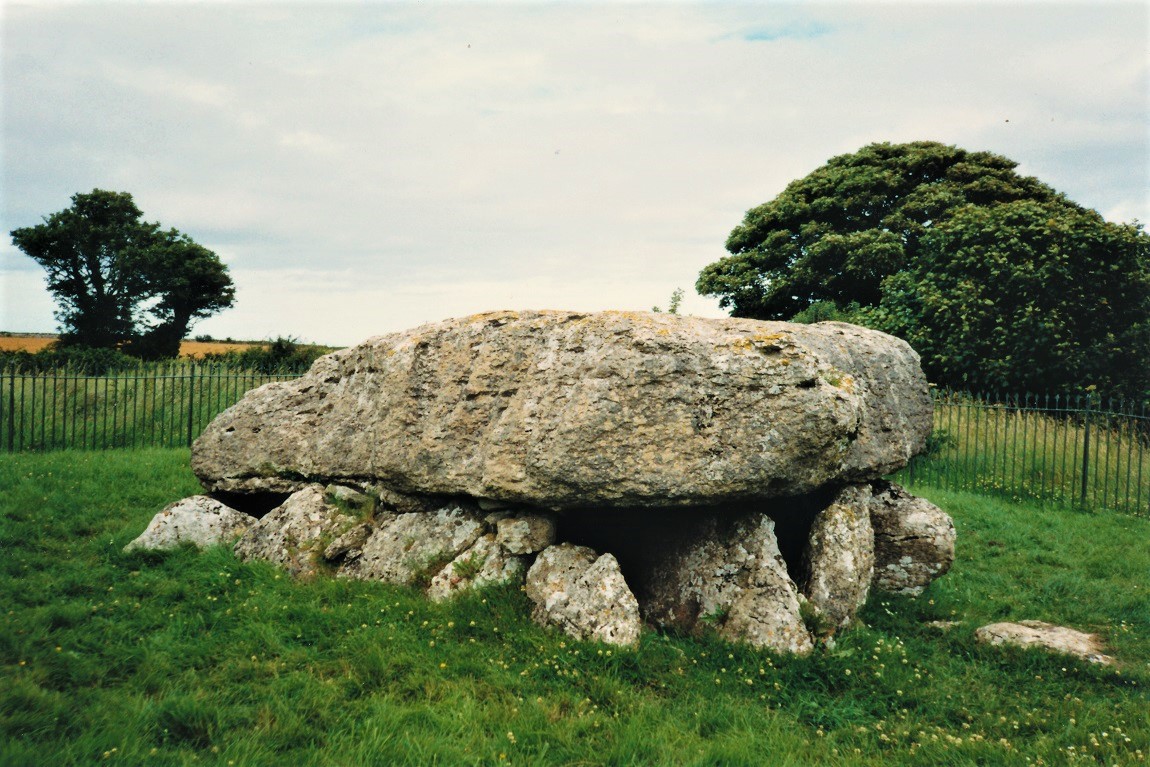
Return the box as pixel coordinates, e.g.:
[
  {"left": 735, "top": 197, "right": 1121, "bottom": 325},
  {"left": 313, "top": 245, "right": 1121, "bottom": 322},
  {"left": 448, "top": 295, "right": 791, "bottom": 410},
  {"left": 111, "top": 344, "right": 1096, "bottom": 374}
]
[
  {"left": 190, "top": 265, "right": 726, "bottom": 346},
  {"left": 3, "top": 2, "right": 1146, "bottom": 345}
]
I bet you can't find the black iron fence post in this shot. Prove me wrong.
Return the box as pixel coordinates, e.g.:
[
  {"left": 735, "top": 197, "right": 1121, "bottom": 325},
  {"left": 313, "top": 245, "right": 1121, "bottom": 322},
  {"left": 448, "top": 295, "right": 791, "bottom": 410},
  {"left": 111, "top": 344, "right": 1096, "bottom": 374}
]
[
  {"left": 1080, "top": 405, "right": 1091, "bottom": 507},
  {"left": 6, "top": 369, "right": 15, "bottom": 453},
  {"left": 186, "top": 360, "right": 196, "bottom": 448}
]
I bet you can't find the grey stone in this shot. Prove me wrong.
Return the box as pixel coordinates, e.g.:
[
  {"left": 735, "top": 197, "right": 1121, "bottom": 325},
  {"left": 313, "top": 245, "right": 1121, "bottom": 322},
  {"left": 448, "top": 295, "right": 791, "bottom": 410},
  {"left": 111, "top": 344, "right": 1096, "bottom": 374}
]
[
  {"left": 124, "top": 495, "right": 255, "bottom": 552},
  {"left": 525, "top": 543, "right": 642, "bottom": 647},
  {"left": 869, "top": 482, "right": 956, "bottom": 595},
  {"left": 801, "top": 484, "right": 875, "bottom": 633},
  {"left": 975, "top": 621, "right": 1115, "bottom": 666},
  {"left": 638, "top": 511, "right": 814, "bottom": 655},
  {"left": 483, "top": 510, "right": 514, "bottom": 526},
  {"left": 496, "top": 513, "right": 557, "bottom": 555},
  {"left": 925, "top": 620, "right": 962, "bottom": 632},
  {"left": 322, "top": 522, "right": 375, "bottom": 562},
  {"left": 337, "top": 504, "right": 486, "bottom": 587},
  {"left": 233, "top": 485, "right": 360, "bottom": 577},
  {"left": 426, "top": 533, "right": 527, "bottom": 601},
  {"left": 367, "top": 484, "right": 446, "bottom": 514},
  {"left": 192, "top": 310, "right": 932, "bottom": 509}
]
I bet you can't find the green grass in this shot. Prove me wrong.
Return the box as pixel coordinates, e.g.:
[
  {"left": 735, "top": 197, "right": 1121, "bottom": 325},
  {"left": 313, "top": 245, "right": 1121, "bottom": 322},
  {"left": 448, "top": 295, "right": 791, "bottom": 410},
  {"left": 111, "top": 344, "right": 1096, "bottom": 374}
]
[{"left": 1, "top": 450, "right": 1148, "bottom": 766}]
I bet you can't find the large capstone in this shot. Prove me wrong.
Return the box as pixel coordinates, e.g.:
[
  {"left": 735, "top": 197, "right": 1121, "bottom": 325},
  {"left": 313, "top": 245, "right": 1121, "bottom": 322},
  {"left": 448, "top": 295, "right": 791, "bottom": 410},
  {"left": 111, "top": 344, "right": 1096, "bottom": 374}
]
[{"left": 193, "top": 310, "right": 932, "bottom": 509}]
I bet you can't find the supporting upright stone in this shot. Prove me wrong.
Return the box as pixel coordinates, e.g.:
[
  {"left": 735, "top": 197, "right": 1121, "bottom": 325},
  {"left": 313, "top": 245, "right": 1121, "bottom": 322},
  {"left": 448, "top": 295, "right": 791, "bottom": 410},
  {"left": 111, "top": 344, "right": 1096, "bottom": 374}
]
[
  {"left": 637, "top": 512, "right": 814, "bottom": 655},
  {"left": 868, "top": 482, "right": 955, "bottom": 595},
  {"left": 233, "top": 485, "right": 360, "bottom": 578},
  {"left": 801, "top": 484, "right": 875, "bottom": 633},
  {"left": 426, "top": 534, "right": 527, "bottom": 602},
  {"left": 337, "top": 504, "right": 485, "bottom": 587},
  {"left": 496, "top": 513, "right": 557, "bottom": 555},
  {"left": 525, "top": 543, "right": 642, "bottom": 647}
]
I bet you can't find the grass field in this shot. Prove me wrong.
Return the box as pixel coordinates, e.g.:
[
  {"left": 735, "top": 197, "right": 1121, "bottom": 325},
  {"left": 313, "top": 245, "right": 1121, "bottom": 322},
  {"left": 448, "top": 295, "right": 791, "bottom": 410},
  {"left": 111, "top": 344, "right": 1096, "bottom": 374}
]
[
  {"left": 1, "top": 450, "right": 1147, "bottom": 766},
  {"left": 0, "top": 334, "right": 264, "bottom": 358}
]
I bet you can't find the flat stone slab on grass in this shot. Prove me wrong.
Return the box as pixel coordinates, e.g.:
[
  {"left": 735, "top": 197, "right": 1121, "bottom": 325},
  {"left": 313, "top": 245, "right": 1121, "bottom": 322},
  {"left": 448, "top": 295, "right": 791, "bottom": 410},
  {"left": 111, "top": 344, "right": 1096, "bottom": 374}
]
[{"left": 975, "top": 620, "right": 1115, "bottom": 666}]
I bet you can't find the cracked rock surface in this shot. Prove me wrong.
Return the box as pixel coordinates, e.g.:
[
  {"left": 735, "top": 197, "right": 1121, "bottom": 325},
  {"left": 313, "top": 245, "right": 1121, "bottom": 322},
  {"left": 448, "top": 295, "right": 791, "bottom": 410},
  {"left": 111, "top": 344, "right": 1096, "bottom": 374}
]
[
  {"left": 801, "top": 484, "right": 875, "bottom": 632},
  {"left": 496, "top": 513, "right": 557, "bottom": 554},
  {"left": 427, "top": 534, "right": 528, "bottom": 602},
  {"left": 124, "top": 495, "right": 255, "bottom": 552},
  {"left": 193, "top": 310, "right": 931, "bottom": 508},
  {"left": 337, "top": 504, "right": 486, "bottom": 587},
  {"left": 525, "top": 543, "right": 642, "bottom": 647},
  {"left": 869, "top": 482, "right": 956, "bottom": 595},
  {"left": 636, "top": 511, "right": 814, "bottom": 655},
  {"left": 233, "top": 485, "right": 359, "bottom": 578}
]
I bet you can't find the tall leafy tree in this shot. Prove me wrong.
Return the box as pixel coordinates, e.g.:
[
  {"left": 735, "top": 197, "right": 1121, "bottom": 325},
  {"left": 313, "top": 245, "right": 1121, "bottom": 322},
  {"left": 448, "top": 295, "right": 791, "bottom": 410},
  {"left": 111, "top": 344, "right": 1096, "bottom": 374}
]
[
  {"left": 10, "top": 189, "right": 235, "bottom": 358},
  {"left": 877, "top": 200, "right": 1150, "bottom": 397},
  {"left": 698, "top": 141, "right": 1150, "bottom": 398},
  {"left": 130, "top": 232, "right": 236, "bottom": 359},
  {"left": 697, "top": 141, "right": 1071, "bottom": 319}
]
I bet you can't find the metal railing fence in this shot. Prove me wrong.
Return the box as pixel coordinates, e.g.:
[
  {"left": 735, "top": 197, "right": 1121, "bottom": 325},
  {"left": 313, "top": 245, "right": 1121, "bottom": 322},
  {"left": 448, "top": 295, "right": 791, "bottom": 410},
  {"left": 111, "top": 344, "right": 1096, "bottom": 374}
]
[
  {"left": 0, "top": 363, "right": 303, "bottom": 451},
  {"left": 899, "top": 391, "right": 1149, "bottom": 516}
]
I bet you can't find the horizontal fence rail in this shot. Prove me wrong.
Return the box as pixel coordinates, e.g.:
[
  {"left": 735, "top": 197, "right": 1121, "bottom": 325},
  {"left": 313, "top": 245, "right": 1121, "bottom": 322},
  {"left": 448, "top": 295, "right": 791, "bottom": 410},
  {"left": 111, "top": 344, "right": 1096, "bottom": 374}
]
[
  {"left": 2, "top": 368, "right": 1147, "bottom": 516},
  {"left": 900, "top": 391, "right": 1149, "bottom": 516},
  {"left": 1, "top": 364, "right": 303, "bottom": 452}
]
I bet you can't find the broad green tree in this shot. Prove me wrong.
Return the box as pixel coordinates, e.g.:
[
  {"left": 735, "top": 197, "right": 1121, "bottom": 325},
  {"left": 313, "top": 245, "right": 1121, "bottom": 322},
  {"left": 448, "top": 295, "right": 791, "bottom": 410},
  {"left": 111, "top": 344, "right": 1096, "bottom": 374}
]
[
  {"left": 698, "top": 141, "right": 1150, "bottom": 397},
  {"left": 877, "top": 200, "right": 1150, "bottom": 397},
  {"left": 10, "top": 189, "right": 235, "bottom": 358},
  {"left": 697, "top": 141, "right": 1070, "bottom": 319}
]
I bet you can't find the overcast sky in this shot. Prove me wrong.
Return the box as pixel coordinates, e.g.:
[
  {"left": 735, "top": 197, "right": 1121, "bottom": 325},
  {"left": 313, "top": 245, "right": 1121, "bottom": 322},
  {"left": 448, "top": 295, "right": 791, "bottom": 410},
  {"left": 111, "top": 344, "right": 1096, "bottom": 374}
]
[{"left": 2, "top": 1, "right": 1147, "bottom": 346}]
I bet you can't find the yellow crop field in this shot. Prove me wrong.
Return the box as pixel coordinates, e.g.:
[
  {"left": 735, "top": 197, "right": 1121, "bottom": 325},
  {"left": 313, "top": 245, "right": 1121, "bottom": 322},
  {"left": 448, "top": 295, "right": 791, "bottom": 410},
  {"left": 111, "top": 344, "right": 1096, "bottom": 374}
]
[
  {"left": 0, "top": 335, "right": 56, "bottom": 353},
  {"left": 179, "top": 340, "right": 266, "bottom": 358},
  {"left": 0, "top": 334, "right": 264, "bottom": 358}
]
